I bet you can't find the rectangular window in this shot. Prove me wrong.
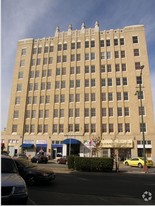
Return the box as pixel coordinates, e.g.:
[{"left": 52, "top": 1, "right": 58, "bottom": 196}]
[
  {"left": 71, "top": 54, "right": 75, "bottom": 62},
  {"left": 101, "top": 52, "right": 105, "bottom": 59},
  {"left": 69, "top": 109, "right": 73, "bottom": 117},
  {"left": 118, "top": 124, "right": 123, "bottom": 133},
  {"left": 12, "top": 125, "right": 17, "bottom": 133},
  {"left": 138, "top": 91, "right": 144, "bottom": 99},
  {"left": 26, "top": 110, "right": 30, "bottom": 118},
  {"left": 101, "top": 79, "right": 106, "bottom": 87},
  {"left": 60, "top": 109, "right": 64, "bottom": 118},
  {"left": 85, "top": 93, "right": 89, "bottom": 102},
  {"left": 133, "top": 36, "right": 138, "bottom": 43},
  {"left": 91, "top": 40, "right": 95, "bottom": 47},
  {"left": 136, "top": 76, "right": 142, "bottom": 84},
  {"left": 45, "top": 110, "right": 49, "bottom": 118},
  {"left": 17, "top": 84, "right": 22, "bottom": 91},
  {"left": 85, "top": 66, "right": 89, "bottom": 73},
  {"left": 108, "top": 93, "right": 113, "bottom": 101},
  {"left": 15, "top": 96, "right": 20, "bottom": 104},
  {"left": 123, "top": 92, "right": 128, "bottom": 101},
  {"left": 77, "top": 42, "right": 81, "bottom": 49},
  {"left": 76, "top": 80, "right": 80, "bottom": 88},
  {"left": 84, "top": 124, "right": 89, "bottom": 133},
  {"left": 116, "top": 78, "right": 121, "bottom": 86},
  {"left": 102, "top": 108, "right": 106, "bottom": 116},
  {"left": 69, "top": 124, "right": 73, "bottom": 132},
  {"left": 61, "top": 80, "right": 66, "bottom": 89},
  {"left": 21, "top": 48, "right": 26, "bottom": 55},
  {"left": 60, "top": 94, "right": 65, "bottom": 103},
  {"left": 38, "top": 47, "right": 42, "bottom": 54},
  {"left": 91, "top": 93, "right": 96, "bottom": 101},
  {"left": 85, "top": 41, "right": 89, "bottom": 48},
  {"left": 44, "top": 124, "right": 48, "bottom": 133},
  {"left": 69, "top": 94, "right": 74, "bottom": 102},
  {"left": 59, "top": 124, "right": 64, "bottom": 133},
  {"left": 91, "top": 79, "right": 95, "bottom": 87},
  {"left": 56, "top": 68, "right": 61, "bottom": 75},
  {"left": 33, "top": 96, "right": 37, "bottom": 104},
  {"left": 25, "top": 125, "right": 29, "bottom": 133},
  {"left": 108, "top": 78, "right": 112, "bottom": 86},
  {"left": 38, "top": 125, "right": 42, "bottom": 133},
  {"left": 120, "top": 38, "right": 124, "bottom": 45},
  {"left": 43, "top": 58, "right": 48, "bottom": 65},
  {"left": 122, "top": 64, "right": 126, "bottom": 71},
  {"left": 20, "top": 60, "right": 25, "bottom": 67},
  {"left": 34, "top": 83, "right": 38, "bottom": 90},
  {"left": 36, "top": 58, "right": 41, "bottom": 65},
  {"left": 85, "top": 53, "right": 89, "bottom": 60},
  {"left": 91, "top": 108, "right": 96, "bottom": 117},
  {"left": 109, "top": 108, "right": 113, "bottom": 116},
  {"left": 30, "top": 124, "right": 35, "bottom": 133},
  {"left": 54, "top": 109, "right": 58, "bottom": 118},
  {"left": 76, "top": 66, "right": 80, "bottom": 74},
  {"left": 91, "top": 52, "right": 95, "bottom": 60},
  {"left": 85, "top": 108, "right": 89, "bottom": 117},
  {"left": 117, "top": 107, "right": 122, "bottom": 116},
  {"left": 107, "top": 64, "right": 111, "bottom": 72},
  {"left": 31, "top": 110, "right": 36, "bottom": 118},
  {"left": 63, "top": 43, "right": 67, "bottom": 50},
  {"left": 44, "top": 46, "right": 48, "bottom": 53},
  {"left": 107, "top": 52, "right": 111, "bottom": 59},
  {"left": 33, "top": 48, "right": 37, "bottom": 54},
  {"left": 55, "top": 81, "right": 60, "bottom": 89},
  {"left": 53, "top": 124, "right": 57, "bottom": 133},
  {"left": 106, "top": 39, "right": 110, "bottom": 46},
  {"left": 77, "top": 54, "right": 81, "bottom": 61},
  {"left": 54, "top": 95, "right": 59, "bottom": 103},
  {"left": 39, "top": 110, "right": 43, "bottom": 118},
  {"left": 121, "top": 51, "right": 125, "bottom": 58},
  {"left": 115, "top": 51, "right": 119, "bottom": 58},
  {"left": 71, "top": 42, "right": 75, "bottom": 49},
  {"left": 102, "top": 124, "right": 107, "bottom": 133},
  {"left": 40, "top": 96, "right": 44, "bottom": 104},
  {"left": 91, "top": 124, "right": 96, "bottom": 133},
  {"left": 114, "top": 39, "right": 118, "bottom": 46},
  {"left": 124, "top": 107, "right": 129, "bottom": 116},
  {"left": 46, "top": 95, "right": 50, "bottom": 103},
  {"left": 18, "top": 71, "right": 23, "bottom": 79},
  {"left": 109, "top": 124, "right": 114, "bottom": 133},
  {"left": 100, "top": 40, "right": 104, "bottom": 47},
  {"left": 134, "top": 49, "right": 139, "bottom": 56},
  {"left": 62, "top": 67, "right": 66, "bottom": 75},
  {"left": 75, "top": 94, "right": 80, "bottom": 102},
  {"left": 47, "top": 69, "right": 52, "bottom": 76},
  {"left": 139, "top": 106, "right": 145, "bottom": 115},
  {"left": 70, "top": 80, "right": 74, "bottom": 88},
  {"left": 85, "top": 79, "right": 89, "bottom": 87},
  {"left": 63, "top": 55, "right": 67, "bottom": 62},
  {"left": 75, "top": 108, "right": 80, "bottom": 117},
  {"left": 101, "top": 93, "right": 106, "bottom": 101},
  {"left": 47, "top": 82, "right": 51, "bottom": 90},
  {"left": 13, "top": 110, "right": 19, "bottom": 118},
  {"left": 75, "top": 124, "right": 80, "bottom": 132},
  {"left": 123, "top": 77, "right": 128, "bottom": 86},
  {"left": 70, "top": 67, "right": 74, "bottom": 74},
  {"left": 57, "top": 56, "right": 61, "bottom": 63},
  {"left": 58, "top": 44, "right": 62, "bottom": 51},
  {"left": 115, "top": 64, "right": 120, "bottom": 72},
  {"left": 125, "top": 123, "right": 130, "bottom": 132},
  {"left": 49, "top": 57, "right": 53, "bottom": 64},
  {"left": 35, "top": 70, "right": 39, "bottom": 78},
  {"left": 31, "top": 59, "right": 35, "bottom": 66},
  {"left": 135, "top": 62, "right": 141, "bottom": 70}
]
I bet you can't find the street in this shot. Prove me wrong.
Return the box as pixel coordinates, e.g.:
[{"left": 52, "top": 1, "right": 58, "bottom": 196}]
[{"left": 27, "top": 162, "right": 155, "bottom": 205}]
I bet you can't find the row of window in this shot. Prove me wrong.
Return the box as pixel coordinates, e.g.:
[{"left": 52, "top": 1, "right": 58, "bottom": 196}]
[
  {"left": 14, "top": 106, "right": 145, "bottom": 119},
  {"left": 12, "top": 122, "right": 146, "bottom": 134},
  {"left": 20, "top": 48, "right": 140, "bottom": 67},
  {"left": 21, "top": 36, "right": 139, "bottom": 56}
]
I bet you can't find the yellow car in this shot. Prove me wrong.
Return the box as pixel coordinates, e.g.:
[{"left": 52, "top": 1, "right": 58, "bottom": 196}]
[{"left": 123, "top": 157, "right": 153, "bottom": 168}]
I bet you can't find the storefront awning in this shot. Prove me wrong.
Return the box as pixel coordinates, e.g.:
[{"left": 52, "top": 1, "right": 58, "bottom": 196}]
[
  {"left": 20, "top": 144, "right": 34, "bottom": 148},
  {"left": 63, "top": 138, "right": 81, "bottom": 144},
  {"left": 52, "top": 144, "right": 63, "bottom": 148},
  {"left": 36, "top": 144, "right": 47, "bottom": 147}
]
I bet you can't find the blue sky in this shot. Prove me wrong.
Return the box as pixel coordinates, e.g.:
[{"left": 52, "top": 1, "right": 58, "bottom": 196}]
[{"left": 1, "top": 0, "right": 155, "bottom": 130}]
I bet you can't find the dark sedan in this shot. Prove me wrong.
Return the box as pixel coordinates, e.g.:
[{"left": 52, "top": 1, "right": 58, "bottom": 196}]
[
  {"left": 31, "top": 154, "right": 48, "bottom": 164},
  {"left": 13, "top": 158, "right": 55, "bottom": 186}
]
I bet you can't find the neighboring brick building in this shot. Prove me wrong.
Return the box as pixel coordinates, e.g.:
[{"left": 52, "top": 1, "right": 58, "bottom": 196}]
[{"left": 2, "top": 22, "right": 155, "bottom": 161}]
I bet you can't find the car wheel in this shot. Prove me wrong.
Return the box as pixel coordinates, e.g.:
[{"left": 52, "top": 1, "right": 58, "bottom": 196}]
[
  {"left": 26, "top": 175, "right": 36, "bottom": 186},
  {"left": 138, "top": 163, "right": 143, "bottom": 168},
  {"left": 125, "top": 162, "right": 129, "bottom": 166}
]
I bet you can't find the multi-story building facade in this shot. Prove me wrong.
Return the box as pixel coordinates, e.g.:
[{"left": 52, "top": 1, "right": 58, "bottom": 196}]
[{"left": 2, "top": 22, "right": 155, "bottom": 161}]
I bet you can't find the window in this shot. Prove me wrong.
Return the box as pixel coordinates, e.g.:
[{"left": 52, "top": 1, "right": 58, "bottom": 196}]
[
  {"left": 46, "top": 95, "right": 50, "bottom": 103},
  {"left": 139, "top": 106, "right": 145, "bottom": 115},
  {"left": 85, "top": 66, "right": 89, "bottom": 73},
  {"left": 118, "top": 124, "right": 123, "bottom": 133},
  {"left": 36, "top": 58, "right": 41, "bottom": 65},
  {"left": 125, "top": 123, "right": 130, "bottom": 132},
  {"left": 31, "top": 59, "right": 35, "bottom": 66},
  {"left": 70, "top": 67, "right": 74, "bottom": 74},
  {"left": 124, "top": 107, "right": 130, "bottom": 116},
  {"left": 60, "top": 94, "right": 65, "bottom": 103},
  {"left": 60, "top": 109, "right": 64, "bottom": 118},
  {"left": 91, "top": 108, "right": 96, "bottom": 117},
  {"left": 69, "top": 109, "right": 73, "bottom": 117},
  {"left": 26, "top": 110, "right": 30, "bottom": 118},
  {"left": 76, "top": 80, "right": 80, "bottom": 88},
  {"left": 101, "top": 93, "right": 106, "bottom": 101},
  {"left": 85, "top": 41, "right": 89, "bottom": 48},
  {"left": 56, "top": 68, "right": 60, "bottom": 75},
  {"left": 30, "top": 124, "right": 35, "bottom": 133},
  {"left": 32, "top": 110, "right": 36, "bottom": 118},
  {"left": 21, "top": 48, "right": 26, "bottom": 55},
  {"left": 120, "top": 38, "right": 124, "bottom": 45},
  {"left": 107, "top": 52, "right": 111, "bottom": 59},
  {"left": 117, "top": 107, "right": 122, "bottom": 116},
  {"left": 136, "top": 76, "right": 142, "bottom": 84},
  {"left": 132, "top": 36, "right": 138, "bottom": 43},
  {"left": 91, "top": 65, "right": 95, "bottom": 73},
  {"left": 57, "top": 56, "right": 61, "bottom": 63},
  {"left": 71, "top": 54, "right": 75, "bottom": 62},
  {"left": 91, "top": 40, "right": 95, "bottom": 47},
  {"left": 108, "top": 93, "right": 113, "bottom": 101},
  {"left": 55, "top": 81, "right": 60, "bottom": 89},
  {"left": 134, "top": 49, "right": 139, "bottom": 56},
  {"left": 40, "top": 96, "right": 44, "bottom": 104},
  {"left": 53, "top": 124, "right": 57, "bottom": 133},
  {"left": 41, "top": 82, "right": 46, "bottom": 90},
  {"left": 85, "top": 79, "right": 89, "bottom": 87},
  {"left": 138, "top": 91, "right": 144, "bottom": 99},
  {"left": 18, "top": 71, "right": 23, "bottom": 79},
  {"left": 107, "top": 64, "right": 111, "bottom": 72},
  {"left": 44, "top": 46, "right": 48, "bottom": 53},
  {"left": 33, "top": 96, "right": 37, "bottom": 104},
  {"left": 33, "top": 48, "right": 37, "bottom": 54},
  {"left": 106, "top": 39, "right": 110, "bottom": 46},
  {"left": 69, "top": 94, "right": 74, "bottom": 102},
  {"left": 91, "top": 52, "right": 95, "bottom": 60},
  {"left": 59, "top": 124, "right": 64, "bottom": 133},
  {"left": 91, "top": 93, "right": 96, "bottom": 101},
  {"left": 135, "top": 62, "right": 141, "bottom": 70},
  {"left": 54, "top": 109, "right": 58, "bottom": 118},
  {"left": 84, "top": 124, "right": 89, "bottom": 133},
  {"left": 44, "top": 124, "right": 48, "bottom": 133},
  {"left": 62, "top": 67, "right": 66, "bottom": 75},
  {"left": 42, "top": 70, "right": 46, "bottom": 77},
  {"left": 123, "top": 77, "right": 128, "bottom": 86},
  {"left": 75, "top": 94, "right": 80, "bottom": 102},
  {"left": 108, "top": 78, "right": 112, "bottom": 86},
  {"left": 101, "top": 52, "right": 105, "bottom": 59},
  {"left": 63, "top": 43, "right": 67, "bottom": 50},
  {"left": 91, "top": 124, "right": 96, "bottom": 133},
  {"left": 63, "top": 55, "right": 67, "bottom": 62},
  {"left": 85, "top": 108, "right": 89, "bottom": 117},
  {"left": 45, "top": 110, "right": 49, "bottom": 118},
  {"left": 61, "top": 80, "right": 66, "bottom": 89},
  {"left": 71, "top": 42, "right": 75, "bottom": 49},
  {"left": 34, "top": 83, "right": 38, "bottom": 90},
  {"left": 75, "top": 108, "right": 80, "bottom": 117},
  {"left": 91, "top": 79, "right": 95, "bottom": 87},
  {"left": 123, "top": 92, "right": 128, "bottom": 101},
  {"left": 38, "top": 125, "right": 42, "bottom": 133},
  {"left": 43, "top": 58, "right": 48, "bottom": 65},
  {"left": 115, "top": 51, "right": 119, "bottom": 58},
  {"left": 15, "top": 96, "right": 20, "bottom": 104},
  {"left": 100, "top": 40, "right": 104, "bottom": 47},
  {"left": 75, "top": 124, "right": 79, "bottom": 132},
  {"left": 17, "top": 84, "right": 22, "bottom": 91},
  {"left": 47, "top": 69, "right": 52, "bottom": 76},
  {"left": 117, "top": 92, "right": 121, "bottom": 101},
  {"left": 70, "top": 80, "right": 74, "bottom": 88},
  {"left": 85, "top": 93, "right": 89, "bottom": 102},
  {"left": 114, "top": 39, "right": 118, "bottom": 46},
  {"left": 77, "top": 54, "right": 81, "bottom": 61},
  {"left": 38, "top": 47, "right": 42, "bottom": 54},
  {"left": 13, "top": 111, "right": 19, "bottom": 118},
  {"left": 115, "top": 64, "right": 120, "bottom": 72},
  {"left": 30, "top": 71, "right": 34, "bottom": 78},
  {"left": 69, "top": 124, "right": 73, "bottom": 132},
  {"left": 122, "top": 64, "right": 126, "bottom": 71},
  {"left": 12, "top": 125, "right": 17, "bottom": 133},
  {"left": 49, "top": 57, "right": 53, "bottom": 64},
  {"left": 25, "top": 125, "right": 29, "bottom": 133},
  {"left": 77, "top": 42, "right": 81, "bottom": 49},
  {"left": 58, "top": 44, "right": 62, "bottom": 51},
  {"left": 50, "top": 45, "right": 54, "bottom": 52},
  {"left": 121, "top": 51, "right": 125, "bottom": 58},
  {"left": 102, "top": 124, "right": 107, "bottom": 133},
  {"left": 102, "top": 108, "right": 106, "bottom": 116},
  {"left": 140, "top": 123, "right": 146, "bottom": 132},
  {"left": 39, "top": 110, "right": 43, "bottom": 118},
  {"left": 20, "top": 60, "right": 25, "bottom": 67},
  {"left": 109, "top": 108, "right": 113, "bottom": 116},
  {"left": 116, "top": 78, "right": 121, "bottom": 86},
  {"left": 109, "top": 124, "right": 114, "bottom": 133},
  {"left": 101, "top": 79, "right": 106, "bottom": 87},
  {"left": 76, "top": 66, "right": 80, "bottom": 74},
  {"left": 27, "top": 96, "right": 32, "bottom": 104},
  {"left": 28, "top": 83, "right": 33, "bottom": 91},
  {"left": 85, "top": 53, "right": 89, "bottom": 60},
  {"left": 54, "top": 95, "right": 59, "bottom": 103}
]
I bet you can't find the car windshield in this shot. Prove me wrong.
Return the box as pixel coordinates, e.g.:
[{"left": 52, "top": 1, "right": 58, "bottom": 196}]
[
  {"left": 15, "top": 158, "right": 35, "bottom": 168},
  {"left": 2, "top": 158, "right": 18, "bottom": 173}
]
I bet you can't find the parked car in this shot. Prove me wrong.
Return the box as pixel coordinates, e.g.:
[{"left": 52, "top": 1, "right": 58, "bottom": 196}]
[
  {"left": 14, "top": 153, "right": 28, "bottom": 159},
  {"left": 1, "top": 155, "right": 28, "bottom": 205},
  {"left": 13, "top": 158, "right": 56, "bottom": 186},
  {"left": 57, "top": 156, "right": 68, "bottom": 164},
  {"left": 31, "top": 154, "right": 48, "bottom": 163},
  {"left": 123, "top": 157, "right": 153, "bottom": 168}
]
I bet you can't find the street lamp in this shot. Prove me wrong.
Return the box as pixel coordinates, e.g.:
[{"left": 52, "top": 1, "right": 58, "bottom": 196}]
[{"left": 138, "top": 65, "right": 148, "bottom": 173}]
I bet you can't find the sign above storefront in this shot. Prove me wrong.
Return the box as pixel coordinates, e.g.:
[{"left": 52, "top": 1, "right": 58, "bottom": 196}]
[{"left": 101, "top": 139, "right": 133, "bottom": 148}]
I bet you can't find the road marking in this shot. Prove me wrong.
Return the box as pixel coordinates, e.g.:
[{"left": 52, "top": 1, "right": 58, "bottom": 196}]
[{"left": 28, "top": 197, "right": 37, "bottom": 205}]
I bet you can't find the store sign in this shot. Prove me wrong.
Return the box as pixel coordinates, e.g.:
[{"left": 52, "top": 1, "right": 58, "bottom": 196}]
[
  {"left": 36, "top": 140, "right": 47, "bottom": 144},
  {"left": 101, "top": 139, "right": 133, "bottom": 148},
  {"left": 23, "top": 140, "right": 34, "bottom": 144}
]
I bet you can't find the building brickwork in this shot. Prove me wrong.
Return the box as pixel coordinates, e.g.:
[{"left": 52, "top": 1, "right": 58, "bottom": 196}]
[{"left": 2, "top": 22, "right": 155, "bottom": 161}]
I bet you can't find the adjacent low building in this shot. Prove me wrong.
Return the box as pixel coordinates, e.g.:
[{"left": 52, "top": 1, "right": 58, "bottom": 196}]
[{"left": 2, "top": 22, "right": 155, "bottom": 161}]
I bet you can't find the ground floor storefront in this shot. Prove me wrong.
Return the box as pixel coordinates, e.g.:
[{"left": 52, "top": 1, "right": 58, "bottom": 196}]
[{"left": 1, "top": 134, "right": 155, "bottom": 162}]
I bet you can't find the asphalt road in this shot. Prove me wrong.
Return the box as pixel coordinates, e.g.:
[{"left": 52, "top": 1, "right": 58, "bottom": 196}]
[{"left": 27, "top": 162, "right": 155, "bottom": 205}]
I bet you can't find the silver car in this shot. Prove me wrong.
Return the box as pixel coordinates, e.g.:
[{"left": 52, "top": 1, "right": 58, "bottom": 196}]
[{"left": 1, "top": 155, "right": 28, "bottom": 205}]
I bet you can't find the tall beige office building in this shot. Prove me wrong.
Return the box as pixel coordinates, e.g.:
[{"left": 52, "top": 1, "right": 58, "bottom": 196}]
[{"left": 2, "top": 22, "right": 155, "bottom": 161}]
